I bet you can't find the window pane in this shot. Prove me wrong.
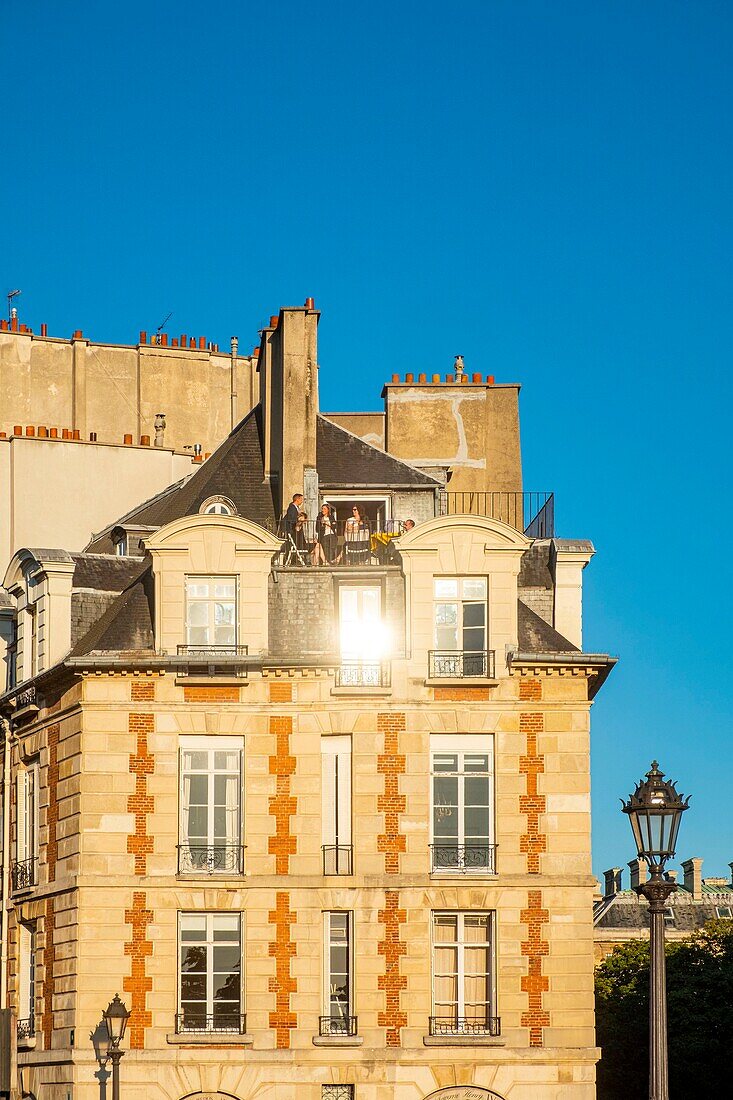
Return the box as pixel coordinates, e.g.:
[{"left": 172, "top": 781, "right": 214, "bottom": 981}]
[
  {"left": 213, "top": 914, "right": 240, "bottom": 938},
  {"left": 180, "top": 973, "right": 206, "bottom": 1000},
  {"left": 180, "top": 945, "right": 207, "bottom": 972},
  {"left": 433, "top": 914, "right": 458, "bottom": 940},
  {"left": 433, "top": 754, "right": 458, "bottom": 772},
  {"left": 181, "top": 914, "right": 207, "bottom": 938},
  {"left": 435, "top": 603, "right": 458, "bottom": 627},
  {"left": 462, "top": 603, "right": 485, "bottom": 629},
  {"left": 188, "top": 603, "right": 209, "bottom": 626},
  {"left": 463, "top": 915, "right": 490, "bottom": 941},
  {"left": 462, "top": 578, "right": 486, "bottom": 599},
  {"left": 464, "top": 754, "right": 489, "bottom": 772},
  {"left": 214, "top": 581, "right": 236, "bottom": 598},
  {"left": 434, "top": 579, "right": 459, "bottom": 598},
  {"left": 183, "top": 750, "right": 208, "bottom": 771}
]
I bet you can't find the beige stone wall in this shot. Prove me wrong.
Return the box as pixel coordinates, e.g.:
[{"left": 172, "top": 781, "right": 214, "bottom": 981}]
[
  {"left": 324, "top": 412, "right": 386, "bottom": 451},
  {"left": 0, "top": 331, "right": 259, "bottom": 454}
]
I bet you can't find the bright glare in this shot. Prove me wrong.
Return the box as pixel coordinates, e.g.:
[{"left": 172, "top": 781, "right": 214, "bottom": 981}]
[{"left": 340, "top": 587, "right": 390, "bottom": 660}]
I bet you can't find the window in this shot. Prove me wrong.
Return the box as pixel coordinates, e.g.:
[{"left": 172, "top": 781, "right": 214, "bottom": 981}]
[
  {"left": 322, "top": 1088, "right": 354, "bottom": 1100},
  {"left": 322, "top": 737, "right": 352, "bottom": 875},
  {"left": 17, "top": 923, "right": 35, "bottom": 1043},
  {"left": 664, "top": 906, "right": 675, "bottom": 928},
  {"left": 179, "top": 738, "right": 243, "bottom": 873},
  {"left": 430, "top": 735, "right": 494, "bottom": 873},
  {"left": 114, "top": 534, "right": 128, "bottom": 556},
  {"left": 715, "top": 906, "right": 733, "bottom": 919},
  {"left": 14, "top": 764, "right": 38, "bottom": 889},
  {"left": 201, "top": 496, "right": 236, "bottom": 516},
  {"left": 338, "top": 585, "right": 388, "bottom": 684},
  {"left": 178, "top": 912, "right": 243, "bottom": 1033},
  {"left": 431, "top": 912, "right": 497, "bottom": 1035},
  {"left": 185, "top": 576, "right": 237, "bottom": 651},
  {"left": 432, "top": 577, "right": 488, "bottom": 676},
  {"left": 322, "top": 912, "right": 355, "bottom": 1035}
]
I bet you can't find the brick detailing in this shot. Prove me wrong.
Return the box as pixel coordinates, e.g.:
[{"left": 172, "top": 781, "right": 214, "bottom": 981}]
[
  {"left": 433, "top": 686, "right": 491, "bottom": 701},
  {"left": 377, "top": 890, "right": 407, "bottom": 1046},
  {"left": 268, "top": 716, "right": 296, "bottom": 874},
  {"left": 269, "top": 681, "right": 292, "bottom": 703},
  {"left": 131, "top": 679, "right": 155, "bottom": 701},
  {"left": 377, "top": 712, "right": 406, "bottom": 874},
  {"left": 520, "top": 888, "right": 550, "bottom": 1046},
  {"left": 42, "top": 897, "right": 55, "bottom": 1048},
  {"left": 127, "top": 713, "right": 154, "bottom": 874},
  {"left": 519, "top": 677, "right": 542, "bottom": 701},
  {"left": 46, "top": 723, "right": 59, "bottom": 882},
  {"left": 123, "top": 891, "right": 153, "bottom": 1049},
  {"left": 268, "top": 891, "right": 297, "bottom": 1048},
  {"left": 183, "top": 685, "right": 239, "bottom": 702}
]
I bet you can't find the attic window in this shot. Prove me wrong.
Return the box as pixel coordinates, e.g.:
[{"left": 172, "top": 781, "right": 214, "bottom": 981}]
[
  {"left": 201, "top": 496, "right": 236, "bottom": 517},
  {"left": 716, "top": 906, "right": 733, "bottom": 919},
  {"left": 114, "top": 534, "right": 128, "bottom": 556}
]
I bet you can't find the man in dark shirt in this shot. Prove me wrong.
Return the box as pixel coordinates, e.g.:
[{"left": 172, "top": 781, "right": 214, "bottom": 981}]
[{"left": 284, "top": 493, "right": 304, "bottom": 537}]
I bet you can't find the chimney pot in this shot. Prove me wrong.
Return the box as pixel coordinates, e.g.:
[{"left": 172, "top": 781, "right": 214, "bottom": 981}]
[
  {"left": 180, "top": 334, "right": 187, "bottom": 347},
  {"left": 391, "top": 373, "right": 400, "bottom": 383},
  {"left": 472, "top": 372, "right": 482, "bottom": 383},
  {"left": 11, "top": 317, "right": 18, "bottom": 332},
  {"left": 72, "top": 429, "right": 80, "bottom": 440},
  {"left": 0, "top": 320, "right": 8, "bottom": 331},
  {"left": 62, "top": 429, "right": 71, "bottom": 440},
  {"left": 160, "top": 333, "right": 168, "bottom": 347},
  {"left": 140, "top": 435, "right": 150, "bottom": 446},
  {"left": 446, "top": 374, "right": 455, "bottom": 383},
  {"left": 198, "top": 337, "right": 205, "bottom": 349},
  {"left": 25, "top": 426, "right": 35, "bottom": 437},
  {"left": 72, "top": 329, "right": 83, "bottom": 340},
  {"left": 253, "top": 347, "right": 260, "bottom": 358},
  {"left": 49, "top": 428, "right": 58, "bottom": 439},
  {"left": 189, "top": 337, "right": 196, "bottom": 348},
  {"left": 41, "top": 323, "right": 48, "bottom": 337},
  {"left": 304, "top": 297, "right": 315, "bottom": 309},
  {"left": 139, "top": 330, "right": 147, "bottom": 344},
  {"left": 270, "top": 315, "right": 279, "bottom": 328},
  {"left": 123, "top": 433, "right": 133, "bottom": 445},
  {"left": 432, "top": 373, "right": 441, "bottom": 383},
  {"left": 405, "top": 373, "right": 414, "bottom": 383},
  {"left": 487, "top": 374, "right": 495, "bottom": 385},
  {"left": 0, "top": 432, "right": 5, "bottom": 439},
  {"left": 13, "top": 425, "right": 22, "bottom": 436},
  {"left": 20, "top": 324, "right": 27, "bottom": 334},
  {"left": 89, "top": 432, "right": 97, "bottom": 442},
  {"left": 418, "top": 373, "right": 427, "bottom": 383},
  {"left": 38, "top": 426, "right": 48, "bottom": 438},
  {"left": 460, "top": 373, "right": 468, "bottom": 384},
  {"left": 204, "top": 452, "right": 211, "bottom": 459},
  {"left": 171, "top": 338, "right": 179, "bottom": 348}
]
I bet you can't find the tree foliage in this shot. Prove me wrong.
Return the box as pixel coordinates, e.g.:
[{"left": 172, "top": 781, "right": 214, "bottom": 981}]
[{"left": 595, "top": 920, "right": 733, "bottom": 1099}]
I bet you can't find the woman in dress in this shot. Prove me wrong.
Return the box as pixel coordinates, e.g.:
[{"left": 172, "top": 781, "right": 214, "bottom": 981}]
[{"left": 314, "top": 503, "right": 338, "bottom": 565}]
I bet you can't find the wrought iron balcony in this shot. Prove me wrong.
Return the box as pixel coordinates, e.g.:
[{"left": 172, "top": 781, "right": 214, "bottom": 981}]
[
  {"left": 177, "top": 843, "right": 244, "bottom": 874},
  {"left": 319, "top": 1014, "right": 358, "bottom": 1037},
  {"left": 430, "top": 844, "right": 497, "bottom": 874},
  {"left": 438, "top": 490, "right": 554, "bottom": 539},
  {"left": 176, "top": 644, "right": 249, "bottom": 657},
  {"left": 322, "top": 844, "right": 353, "bottom": 876},
  {"left": 17, "top": 1016, "right": 35, "bottom": 1044},
  {"left": 12, "top": 857, "right": 38, "bottom": 892},
  {"left": 335, "top": 661, "right": 391, "bottom": 688},
  {"left": 175, "top": 1011, "right": 246, "bottom": 1034},
  {"left": 428, "top": 650, "right": 495, "bottom": 678},
  {"left": 429, "top": 1015, "right": 501, "bottom": 1037}
]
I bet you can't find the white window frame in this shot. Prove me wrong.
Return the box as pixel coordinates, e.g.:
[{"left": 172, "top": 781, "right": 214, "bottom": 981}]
[
  {"left": 431, "top": 910, "right": 496, "bottom": 1032},
  {"left": 179, "top": 737, "right": 244, "bottom": 874},
  {"left": 321, "top": 736, "right": 352, "bottom": 874},
  {"left": 18, "top": 923, "right": 35, "bottom": 1029},
  {"left": 323, "top": 494, "right": 392, "bottom": 531},
  {"left": 715, "top": 905, "right": 733, "bottom": 919},
  {"left": 178, "top": 911, "right": 243, "bottom": 1032},
  {"left": 16, "top": 762, "right": 39, "bottom": 869},
  {"left": 433, "top": 576, "right": 488, "bottom": 654},
  {"left": 184, "top": 575, "right": 238, "bottom": 651},
  {"left": 201, "top": 496, "right": 236, "bottom": 516},
  {"left": 430, "top": 734, "right": 495, "bottom": 873},
  {"left": 322, "top": 911, "right": 354, "bottom": 1025}
]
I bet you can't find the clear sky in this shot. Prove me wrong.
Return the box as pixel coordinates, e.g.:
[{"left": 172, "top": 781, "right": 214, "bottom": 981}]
[{"left": 3, "top": 1, "right": 731, "bottom": 882}]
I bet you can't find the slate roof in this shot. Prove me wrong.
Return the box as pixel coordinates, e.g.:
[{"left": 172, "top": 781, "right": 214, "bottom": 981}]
[
  {"left": 71, "top": 553, "right": 146, "bottom": 591},
  {"left": 594, "top": 890, "right": 733, "bottom": 934},
  {"left": 517, "top": 599, "right": 578, "bottom": 653},
  {"left": 316, "top": 416, "right": 439, "bottom": 488},
  {"left": 69, "top": 564, "right": 154, "bottom": 657}
]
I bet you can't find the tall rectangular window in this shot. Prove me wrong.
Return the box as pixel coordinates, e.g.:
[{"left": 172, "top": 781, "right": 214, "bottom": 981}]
[
  {"left": 322, "top": 911, "right": 354, "bottom": 1035},
  {"left": 15, "top": 763, "right": 38, "bottom": 889},
  {"left": 179, "top": 737, "right": 243, "bottom": 873},
  {"left": 338, "top": 585, "right": 388, "bottom": 686},
  {"left": 431, "top": 911, "right": 497, "bottom": 1036},
  {"left": 18, "top": 923, "right": 35, "bottom": 1043},
  {"left": 322, "top": 736, "right": 352, "bottom": 875},
  {"left": 432, "top": 577, "right": 488, "bottom": 676},
  {"left": 178, "top": 912, "right": 243, "bottom": 1033},
  {"left": 185, "top": 576, "right": 237, "bottom": 651},
  {"left": 430, "top": 735, "right": 494, "bottom": 872}
]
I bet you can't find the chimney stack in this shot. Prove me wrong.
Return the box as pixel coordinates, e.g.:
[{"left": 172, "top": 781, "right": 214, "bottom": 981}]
[
  {"left": 682, "top": 857, "right": 703, "bottom": 900},
  {"left": 603, "top": 868, "right": 622, "bottom": 897},
  {"left": 154, "top": 413, "right": 166, "bottom": 447},
  {"left": 629, "top": 858, "right": 648, "bottom": 891}
]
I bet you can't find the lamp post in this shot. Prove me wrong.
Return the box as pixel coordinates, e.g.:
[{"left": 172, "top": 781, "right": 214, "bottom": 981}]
[
  {"left": 622, "top": 761, "right": 689, "bottom": 1100},
  {"left": 102, "top": 994, "right": 131, "bottom": 1100}
]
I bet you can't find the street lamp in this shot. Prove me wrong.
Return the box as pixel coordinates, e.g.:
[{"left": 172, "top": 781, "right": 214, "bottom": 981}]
[
  {"left": 102, "top": 994, "right": 131, "bottom": 1100},
  {"left": 622, "top": 761, "right": 689, "bottom": 1100}
]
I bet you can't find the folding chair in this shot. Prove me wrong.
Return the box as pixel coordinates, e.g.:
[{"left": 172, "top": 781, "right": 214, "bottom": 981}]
[{"left": 282, "top": 533, "right": 309, "bottom": 567}]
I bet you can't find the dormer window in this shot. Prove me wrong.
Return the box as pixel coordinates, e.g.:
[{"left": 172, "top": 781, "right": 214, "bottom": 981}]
[
  {"left": 114, "top": 534, "right": 128, "bottom": 556},
  {"left": 201, "top": 496, "right": 236, "bottom": 517},
  {"left": 185, "top": 576, "right": 237, "bottom": 652}
]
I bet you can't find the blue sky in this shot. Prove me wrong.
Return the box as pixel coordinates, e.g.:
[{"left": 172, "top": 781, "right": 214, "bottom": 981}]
[{"left": 3, "top": 1, "right": 731, "bottom": 881}]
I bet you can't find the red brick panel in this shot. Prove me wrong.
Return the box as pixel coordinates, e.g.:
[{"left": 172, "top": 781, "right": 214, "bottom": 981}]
[
  {"left": 520, "top": 889, "right": 550, "bottom": 1046},
  {"left": 519, "top": 691, "right": 547, "bottom": 875},
  {"left": 183, "top": 685, "right": 240, "bottom": 702},
  {"left": 123, "top": 891, "right": 154, "bottom": 1049},
  {"left": 127, "top": 713, "right": 154, "bottom": 874},
  {"left": 131, "top": 680, "right": 155, "bottom": 702},
  {"left": 46, "top": 723, "right": 59, "bottom": 882},
  {"left": 42, "top": 897, "right": 55, "bottom": 1048},
  {"left": 268, "top": 717, "right": 296, "bottom": 875},
  {"left": 433, "top": 686, "right": 492, "bottom": 701},
  {"left": 269, "top": 682, "right": 292, "bottom": 703},
  {"left": 519, "top": 678, "right": 542, "bottom": 701},
  {"left": 377, "top": 890, "right": 407, "bottom": 1046},
  {"left": 377, "top": 713, "right": 406, "bottom": 874},
  {"left": 268, "top": 891, "right": 297, "bottom": 1048}
]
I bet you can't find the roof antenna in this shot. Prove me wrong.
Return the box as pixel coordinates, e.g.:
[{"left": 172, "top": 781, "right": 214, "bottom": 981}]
[
  {"left": 7, "top": 289, "right": 21, "bottom": 321},
  {"left": 154, "top": 311, "right": 173, "bottom": 345}
]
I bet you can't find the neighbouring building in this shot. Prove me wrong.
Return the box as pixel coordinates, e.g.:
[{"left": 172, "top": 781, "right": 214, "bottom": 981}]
[
  {"left": 593, "top": 857, "right": 733, "bottom": 963},
  {"left": 0, "top": 302, "right": 615, "bottom": 1100}
]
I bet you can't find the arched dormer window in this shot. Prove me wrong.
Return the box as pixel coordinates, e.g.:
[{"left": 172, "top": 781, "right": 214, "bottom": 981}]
[{"left": 200, "top": 496, "right": 237, "bottom": 517}]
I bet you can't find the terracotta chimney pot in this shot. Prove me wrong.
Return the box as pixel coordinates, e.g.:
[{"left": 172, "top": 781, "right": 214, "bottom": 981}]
[
  {"left": 171, "top": 338, "right": 179, "bottom": 348},
  {"left": 13, "top": 425, "right": 22, "bottom": 436},
  {"left": 446, "top": 374, "right": 455, "bottom": 383},
  {"left": 72, "top": 329, "right": 83, "bottom": 340},
  {"left": 472, "top": 372, "right": 482, "bottom": 383},
  {"left": 304, "top": 297, "right": 315, "bottom": 309},
  {"left": 270, "top": 315, "right": 279, "bottom": 328},
  {"left": 418, "top": 373, "right": 427, "bottom": 383},
  {"left": 405, "top": 373, "right": 414, "bottom": 383},
  {"left": 198, "top": 337, "right": 205, "bottom": 349},
  {"left": 140, "top": 435, "right": 150, "bottom": 446},
  {"left": 0, "top": 320, "right": 7, "bottom": 331},
  {"left": 487, "top": 374, "right": 495, "bottom": 385},
  {"left": 139, "top": 330, "right": 147, "bottom": 344},
  {"left": 38, "top": 426, "right": 48, "bottom": 438},
  {"left": 41, "top": 323, "right": 48, "bottom": 337},
  {"left": 25, "top": 426, "right": 35, "bottom": 437},
  {"left": 123, "top": 433, "right": 133, "bottom": 445},
  {"left": 49, "top": 428, "right": 58, "bottom": 438},
  {"left": 72, "top": 429, "right": 81, "bottom": 440}
]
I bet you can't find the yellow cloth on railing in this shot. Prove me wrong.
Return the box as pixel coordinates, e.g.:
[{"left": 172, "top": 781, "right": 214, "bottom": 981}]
[{"left": 370, "top": 531, "right": 399, "bottom": 553}]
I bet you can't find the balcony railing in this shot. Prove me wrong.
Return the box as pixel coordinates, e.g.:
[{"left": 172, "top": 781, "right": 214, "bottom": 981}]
[
  {"left": 177, "top": 843, "right": 244, "bottom": 874},
  {"left": 175, "top": 1011, "right": 246, "bottom": 1034},
  {"left": 439, "top": 491, "right": 554, "bottom": 538},
  {"left": 12, "top": 857, "right": 37, "bottom": 892},
  {"left": 319, "top": 1014, "right": 358, "bottom": 1037},
  {"left": 430, "top": 844, "right": 497, "bottom": 874},
  {"left": 322, "top": 844, "right": 353, "bottom": 876},
  {"left": 335, "top": 661, "right": 391, "bottom": 688},
  {"left": 177, "top": 644, "right": 249, "bottom": 657},
  {"left": 428, "top": 650, "right": 495, "bottom": 678},
  {"left": 17, "top": 1016, "right": 35, "bottom": 1044},
  {"left": 429, "top": 1015, "right": 501, "bottom": 1037}
]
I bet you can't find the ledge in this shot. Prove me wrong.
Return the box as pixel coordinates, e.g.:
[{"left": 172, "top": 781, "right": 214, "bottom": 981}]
[
  {"left": 312, "top": 1034, "right": 364, "bottom": 1047},
  {"left": 423, "top": 1034, "right": 505, "bottom": 1047},
  {"left": 166, "top": 1032, "right": 253, "bottom": 1046},
  {"left": 330, "top": 687, "right": 392, "bottom": 697},
  {"left": 425, "top": 677, "right": 499, "bottom": 688},
  {"left": 174, "top": 675, "right": 248, "bottom": 687}
]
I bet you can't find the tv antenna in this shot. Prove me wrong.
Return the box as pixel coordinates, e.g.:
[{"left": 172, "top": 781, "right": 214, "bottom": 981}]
[
  {"left": 7, "top": 289, "right": 21, "bottom": 321},
  {"left": 154, "top": 311, "right": 173, "bottom": 345}
]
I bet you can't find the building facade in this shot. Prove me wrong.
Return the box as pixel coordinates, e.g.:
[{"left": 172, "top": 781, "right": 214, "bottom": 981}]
[{"left": 0, "top": 304, "right": 615, "bottom": 1100}]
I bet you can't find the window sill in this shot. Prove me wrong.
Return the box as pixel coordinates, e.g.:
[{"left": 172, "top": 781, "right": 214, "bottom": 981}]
[
  {"left": 423, "top": 1034, "right": 505, "bottom": 1047},
  {"left": 166, "top": 1032, "right": 253, "bottom": 1046},
  {"left": 429, "top": 870, "right": 498, "bottom": 879},
  {"left": 330, "top": 686, "right": 392, "bottom": 697},
  {"left": 17, "top": 1038, "right": 37, "bottom": 1051},
  {"left": 312, "top": 1035, "right": 364, "bottom": 1047},
  {"left": 425, "top": 677, "right": 499, "bottom": 688}
]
